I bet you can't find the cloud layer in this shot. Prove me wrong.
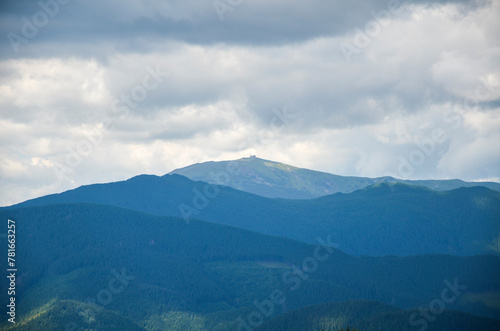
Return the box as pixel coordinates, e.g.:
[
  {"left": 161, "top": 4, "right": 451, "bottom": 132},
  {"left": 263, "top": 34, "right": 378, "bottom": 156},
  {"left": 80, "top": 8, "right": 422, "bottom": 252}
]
[{"left": 0, "top": 0, "right": 499, "bottom": 206}]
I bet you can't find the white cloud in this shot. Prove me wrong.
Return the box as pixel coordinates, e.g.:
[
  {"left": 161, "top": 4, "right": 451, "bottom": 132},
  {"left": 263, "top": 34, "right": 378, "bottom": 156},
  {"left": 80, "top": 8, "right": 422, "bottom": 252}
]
[{"left": 1, "top": 0, "right": 499, "bottom": 206}]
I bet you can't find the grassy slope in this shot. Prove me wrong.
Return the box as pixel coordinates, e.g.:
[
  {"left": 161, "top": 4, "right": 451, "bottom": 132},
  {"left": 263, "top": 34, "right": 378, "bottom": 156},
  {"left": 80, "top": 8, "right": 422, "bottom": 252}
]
[{"left": 8, "top": 299, "right": 145, "bottom": 331}]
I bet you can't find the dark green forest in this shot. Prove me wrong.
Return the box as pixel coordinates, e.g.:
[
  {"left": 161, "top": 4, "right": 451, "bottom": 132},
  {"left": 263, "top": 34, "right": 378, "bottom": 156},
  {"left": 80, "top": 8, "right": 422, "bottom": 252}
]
[
  {"left": 0, "top": 203, "right": 499, "bottom": 330},
  {"left": 9, "top": 174, "right": 500, "bottom": 256},
  {"left": 256, "top": 301, "right": 500, "bottom": 331}
]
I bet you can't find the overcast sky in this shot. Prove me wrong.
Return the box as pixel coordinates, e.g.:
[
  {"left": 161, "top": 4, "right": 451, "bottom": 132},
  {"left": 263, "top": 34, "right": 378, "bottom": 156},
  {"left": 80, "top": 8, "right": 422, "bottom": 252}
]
[{"left": 1, "top": 0, "right": 499, "bottom": 206}]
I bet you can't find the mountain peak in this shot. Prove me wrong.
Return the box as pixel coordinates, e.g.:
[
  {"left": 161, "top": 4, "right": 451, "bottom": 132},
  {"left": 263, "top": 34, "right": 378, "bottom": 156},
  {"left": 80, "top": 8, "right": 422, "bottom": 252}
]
[
  {"left": 168, "top": 158, "right": 500, "bottom": 199},
  {"left": 169, "top": 157, "right": 371, "bottom": 199}
]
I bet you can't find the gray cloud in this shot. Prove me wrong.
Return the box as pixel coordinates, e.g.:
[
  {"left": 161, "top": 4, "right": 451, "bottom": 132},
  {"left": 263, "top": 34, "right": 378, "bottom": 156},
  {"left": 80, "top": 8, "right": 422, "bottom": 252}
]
[
  {"left": 0, "top": 0, "right": 486, "bottom": 57},
  {"left": 0, "top": 0, "right": 499, "bottom": 206}
]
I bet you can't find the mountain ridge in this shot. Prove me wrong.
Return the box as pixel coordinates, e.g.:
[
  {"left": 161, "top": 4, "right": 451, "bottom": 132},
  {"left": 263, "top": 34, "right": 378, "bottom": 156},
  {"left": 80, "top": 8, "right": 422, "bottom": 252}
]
[
  {"left": 2, "top": 159, "right": 500, "bottom": 330},
  {"left": 168, "top": 156, "right": 500, "bottom": 199},
  {"left": 5, "top": 174, "right": 500, "bottom": 257}
]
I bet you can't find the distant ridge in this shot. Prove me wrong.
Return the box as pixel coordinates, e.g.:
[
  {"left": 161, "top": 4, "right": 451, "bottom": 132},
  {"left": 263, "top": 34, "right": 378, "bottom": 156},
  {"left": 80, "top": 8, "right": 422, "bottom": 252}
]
[
  {"left": 9, "top": 172, "right": 499, "bottom": 256},
  {"left": 168, "top": 156, "right": 500, "bottom": 199}
]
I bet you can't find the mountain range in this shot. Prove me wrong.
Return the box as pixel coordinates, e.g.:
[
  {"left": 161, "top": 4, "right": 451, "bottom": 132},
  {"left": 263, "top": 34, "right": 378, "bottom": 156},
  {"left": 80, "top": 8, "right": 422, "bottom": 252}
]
[
  {"left": 1, "top": 157, "right": 499, "bottom": 330},
  {"left": 169, "top": 156, "right": 500, "bottom": 199},
  {"left": 9, "top": 170, "right": 500, "bottom": 257}
]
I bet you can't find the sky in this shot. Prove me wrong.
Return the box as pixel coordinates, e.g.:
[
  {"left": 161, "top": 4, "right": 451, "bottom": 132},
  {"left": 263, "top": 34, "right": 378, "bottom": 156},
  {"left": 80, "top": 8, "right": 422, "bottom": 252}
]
[{"left": 0, "top": 0, "right": 499, "bottom": 206}]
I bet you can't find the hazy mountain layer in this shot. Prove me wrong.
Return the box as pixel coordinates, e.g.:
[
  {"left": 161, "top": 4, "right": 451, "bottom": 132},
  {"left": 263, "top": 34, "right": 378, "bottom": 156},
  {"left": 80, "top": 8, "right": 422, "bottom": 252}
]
[
  {"left": 9, "top": 175, "right": 500, "bottom": 256},
  {"left": 169, "top": 157, "right": 500, "bottom": 199}
]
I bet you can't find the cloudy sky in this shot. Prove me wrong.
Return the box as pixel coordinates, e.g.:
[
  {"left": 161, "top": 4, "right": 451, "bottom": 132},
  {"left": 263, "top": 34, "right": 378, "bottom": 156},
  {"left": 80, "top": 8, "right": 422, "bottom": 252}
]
[{"left": 1, "top": 0, "right": 499, "bottom": 206}]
